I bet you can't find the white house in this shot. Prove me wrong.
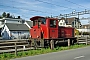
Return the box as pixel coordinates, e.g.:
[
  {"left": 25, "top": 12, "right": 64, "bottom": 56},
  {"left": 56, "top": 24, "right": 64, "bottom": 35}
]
[
  {"left": 0, "top": 18, "right": 33, "bottom": 36},
  {"left": 58, "top": 19, "right": 66, "bottom": 26},
  {"left": 1, "top": 23, "right": 30, "bottom": 39},
  {"left": 0, "top": 18, "right": 26, "bottom": 37},
  {"left": 58, "top": 17, "right": 81, "bottom": 28},
  {"left": 58, "top": 19, "right": 72, "bottom": 27},
  {"left": 0, "top": 18, "right": 25, "bottom": 24},
  {"left": 24, "top": 21, "right": 33, "bottom": 28}
]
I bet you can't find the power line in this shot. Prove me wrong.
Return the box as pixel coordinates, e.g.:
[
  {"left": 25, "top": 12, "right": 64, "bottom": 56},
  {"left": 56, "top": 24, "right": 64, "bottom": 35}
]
[
  {"left": 80, "top": 17, "right": 90, "bottom": 20},
  {"left": 64, "top": 0, "right": 89, "bottom": 9},
  {"left": 54, "top": 9, "right": 90, "bottom": 19},
  {"left": 9, "top": 0, "right": 68, "bottom": 12},
  {"left": 35, "top": 0, "right": 75, "bottom": 10},
  {"left": 0, "top": 7, "right": 34, "bottom": 19},
  {"left": 0, "top": 4, "right": 54, "bottom": 19},
  {"left": 0, "top": 9, "right": 30, "bottom": 19},
  {"left": 10, "top": 0, "right": 61, "bottom": 14},
  {"left": 0, "top": 4, "right": 54, "bottom": 14}
]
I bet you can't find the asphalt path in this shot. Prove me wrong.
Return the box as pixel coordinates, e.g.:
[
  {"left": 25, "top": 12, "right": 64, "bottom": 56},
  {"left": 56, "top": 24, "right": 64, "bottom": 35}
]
[{"left": 11, "top": 46, "right": 90, "bottom": 60}]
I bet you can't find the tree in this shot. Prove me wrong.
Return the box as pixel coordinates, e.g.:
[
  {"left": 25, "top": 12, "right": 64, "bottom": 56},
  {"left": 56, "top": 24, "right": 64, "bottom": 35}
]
[
  {"left": 6, "top": 13, "right": 10, "bottom": 18},
  {"left": 2, "top": 12, "right": 6, "bottom": 17},
  {"left": 0, "top": 15, "right": 2, "bottom": 18}
]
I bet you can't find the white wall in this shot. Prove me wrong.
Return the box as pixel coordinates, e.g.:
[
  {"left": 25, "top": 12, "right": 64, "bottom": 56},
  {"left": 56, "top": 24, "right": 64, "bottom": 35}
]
[
  {"left": 11, "top": 31, "right": 30, "bottom": 39},
  {"left": 1, "top": 24, "right": 30, "bottom": 39},
  {"left": 1, "top": 25, "right": 11, "bottom": 39},
  {"left": 58, "top": 20, "right": 66, "bottom": 26},
  {"left": 58, "top": 20, "right": 72, "bottom": 27},
  {"left": 5, "top": 20, "right": 21, "bottom": 24},
  {"left": 77, "top": 29, "right": 90, "bottom": 32}
]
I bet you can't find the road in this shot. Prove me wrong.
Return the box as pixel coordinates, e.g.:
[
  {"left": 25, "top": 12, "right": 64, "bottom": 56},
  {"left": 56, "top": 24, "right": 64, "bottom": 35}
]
[{"left": 11, "top": 46, "right": 90, "bottom": 60}]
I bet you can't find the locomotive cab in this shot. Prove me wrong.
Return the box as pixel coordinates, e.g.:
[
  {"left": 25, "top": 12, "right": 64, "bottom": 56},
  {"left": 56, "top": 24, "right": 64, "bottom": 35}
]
[
  {"left": 47, "top": 18, "right": 58, "bottom": 39},
  {"left": 30, "top": 16, "right": 46, "bottom": 39},
  {"left": 30, "top": 16, "right": 58, "bottom": 39}
]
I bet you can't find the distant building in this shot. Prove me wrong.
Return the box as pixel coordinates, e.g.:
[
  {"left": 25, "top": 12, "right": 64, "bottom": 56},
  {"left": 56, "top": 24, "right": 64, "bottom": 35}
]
[
  {"left": 66, "top": 17, "right": 81, "bottom": 29},
  {"left": 0, "top": 18, "right": 33, "bottom": 38},
  {"left": 58, "top": 17, "right": 81, "bottom": 28},
  {"left": 82, "top": 24, "right": 90, "bottom": 29},
  {"left": 1, "top": 23, "right": 30, "bottom": 39},
  {"left": 58, "top": 18, "right": 66, "bottom": 26},
  {"left": 77, "top": 24, "right": 90, "bottom": 32}
]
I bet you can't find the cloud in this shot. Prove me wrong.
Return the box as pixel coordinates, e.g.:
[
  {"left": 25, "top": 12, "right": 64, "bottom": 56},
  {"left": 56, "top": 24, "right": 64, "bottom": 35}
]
[{"left": 0, "top": 0, "right": 90, "bottom": 24}]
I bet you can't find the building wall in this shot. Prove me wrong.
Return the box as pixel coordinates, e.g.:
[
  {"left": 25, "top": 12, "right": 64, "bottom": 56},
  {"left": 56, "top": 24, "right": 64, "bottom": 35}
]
[
  {"left": 58, "top": 20, "right": 66, "bottom": 26},
  {"left": 1, "top": 24, "right": 30, "bottom": 39},
  {"left": 11, "top": 31, "right": 30, "bottom": 39},
  {"left": 77, "top": 29, "right": 90, "bottom": 32},
  {"left": 73, "top": 19, "right": 81, "bottom": 29},
  {"left": 1, "top": 25, "right": 11, "bottom": 39},
  {"left": 5, "top": 20, "right": 22, "bottom": 24}
]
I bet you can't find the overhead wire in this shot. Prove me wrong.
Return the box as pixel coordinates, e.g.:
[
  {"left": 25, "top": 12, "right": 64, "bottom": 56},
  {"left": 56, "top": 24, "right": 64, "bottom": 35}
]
[
  {"left": 9, "top": 0, "right": 67, "bottom": 13},
  {"left": 0, "top": 3, "right": 56, "bottom": 19},
  {"left": 1, "top": 0, "right": 89, "bottom": 19},
  {"left": 35, "top": 0, "right": 75, "bottom": 10},
  {"left": 0, "top": 4, "right": 54, "bottom": 14},
  {"left": 0, "top": 9, "right": 30, "bottom": 19},
  {"left": 64, "top": 0, "right": 89, "bottom": 9}
]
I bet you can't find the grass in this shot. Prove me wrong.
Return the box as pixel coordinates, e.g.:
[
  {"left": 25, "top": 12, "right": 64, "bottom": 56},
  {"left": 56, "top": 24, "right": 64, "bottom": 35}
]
[{"left": 0, "top": 44, "right": 89, "bottom": 60}]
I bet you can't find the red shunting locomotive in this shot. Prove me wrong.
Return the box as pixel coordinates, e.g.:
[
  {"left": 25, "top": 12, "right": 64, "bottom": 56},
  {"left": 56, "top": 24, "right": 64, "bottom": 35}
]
[{"left": 30, "top": 16, "right": 76, "bottom": 47}]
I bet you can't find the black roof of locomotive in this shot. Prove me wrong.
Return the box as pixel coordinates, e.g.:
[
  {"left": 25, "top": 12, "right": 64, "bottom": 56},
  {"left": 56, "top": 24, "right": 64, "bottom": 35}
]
[{"left": 30, "top": 16, "right": 44, "bottom": 21}]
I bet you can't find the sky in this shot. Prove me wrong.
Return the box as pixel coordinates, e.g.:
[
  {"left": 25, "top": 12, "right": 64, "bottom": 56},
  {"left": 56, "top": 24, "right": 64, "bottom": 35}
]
[{"left": 0, "top": 0, "right": 90, "bottom": 25}]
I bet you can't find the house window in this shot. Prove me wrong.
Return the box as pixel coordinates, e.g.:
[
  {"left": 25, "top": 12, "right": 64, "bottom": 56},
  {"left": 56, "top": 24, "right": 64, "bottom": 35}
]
[
  {"left": 60, "top": 23, "right": 62, "bottom": 25},
  {"left": 63, "top": 23, "right": 65, "bottom": 25},
  {"left": 13, "top": 31, "right": 16, "bottom": 33},
  {"left": 62, "top": 20, "right": 63, "bottom": 22}
]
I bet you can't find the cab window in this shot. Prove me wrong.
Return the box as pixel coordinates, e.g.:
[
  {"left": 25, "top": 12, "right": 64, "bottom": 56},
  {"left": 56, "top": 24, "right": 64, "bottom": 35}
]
[{"left": 50, "top": 20, "right": 56, "bottom": 28}]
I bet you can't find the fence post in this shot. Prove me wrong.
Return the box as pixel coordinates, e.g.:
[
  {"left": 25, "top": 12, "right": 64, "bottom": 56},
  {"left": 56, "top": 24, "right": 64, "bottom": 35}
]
[
  {"left": 15, "top": 43, "right": 17, "bottom": 56},
  {"left": 50, "top": 40, "right": 54, "bottom": 50},
  {"left": 68, "top": 39, "right": 70, "bottom": 47},
  {"left": 77, "top": 37, "right": 79, "bottom": 44},
  {"left": 86, "top": 37, "right": 88, "bottom": 45}
]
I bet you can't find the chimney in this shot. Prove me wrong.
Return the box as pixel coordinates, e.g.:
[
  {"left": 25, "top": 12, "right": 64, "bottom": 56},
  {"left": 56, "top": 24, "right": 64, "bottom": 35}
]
[{"left": 18, "top": 16, "right": 20, "bottom": 19}]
